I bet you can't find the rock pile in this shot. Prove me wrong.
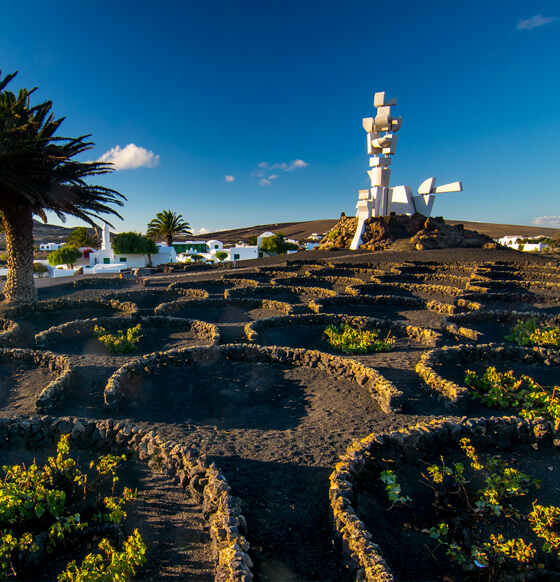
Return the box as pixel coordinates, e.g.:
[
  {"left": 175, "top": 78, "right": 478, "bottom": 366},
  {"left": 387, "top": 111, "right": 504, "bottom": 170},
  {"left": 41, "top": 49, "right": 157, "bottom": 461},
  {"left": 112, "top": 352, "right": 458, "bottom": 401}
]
[{"left": 317, "top": 213, "right": 498, "bottom": 251}]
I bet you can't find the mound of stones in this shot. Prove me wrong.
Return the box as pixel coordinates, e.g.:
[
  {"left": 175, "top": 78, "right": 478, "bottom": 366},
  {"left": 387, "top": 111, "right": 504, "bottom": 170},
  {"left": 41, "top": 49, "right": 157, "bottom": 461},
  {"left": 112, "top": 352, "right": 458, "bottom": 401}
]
[{"left": 317, "top": 213, "right": 497, "bottom": 251}]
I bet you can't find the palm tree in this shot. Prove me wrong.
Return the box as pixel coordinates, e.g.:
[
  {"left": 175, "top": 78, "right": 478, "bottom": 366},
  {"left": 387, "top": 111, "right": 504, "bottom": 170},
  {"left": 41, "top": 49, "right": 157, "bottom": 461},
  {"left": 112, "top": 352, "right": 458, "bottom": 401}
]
[
  {"left": 0, "top": 70, "right": 125, "bottom": 303},
  {"left": 66, "top": 226, "right": 100, "bottom": 249},
  {"left": 146, "top": 210, "right": 192, "bottom": 247}
]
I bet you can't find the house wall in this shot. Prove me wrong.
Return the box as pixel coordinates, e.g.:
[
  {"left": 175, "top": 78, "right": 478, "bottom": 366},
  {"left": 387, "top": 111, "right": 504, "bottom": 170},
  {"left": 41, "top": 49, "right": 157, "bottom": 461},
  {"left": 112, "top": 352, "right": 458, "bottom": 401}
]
[
  {"left": 39, "top": 243, "right": 64, "bottom": 251},
  {"left": 229, "top": 246, "right": 259, "bottom": 261}
]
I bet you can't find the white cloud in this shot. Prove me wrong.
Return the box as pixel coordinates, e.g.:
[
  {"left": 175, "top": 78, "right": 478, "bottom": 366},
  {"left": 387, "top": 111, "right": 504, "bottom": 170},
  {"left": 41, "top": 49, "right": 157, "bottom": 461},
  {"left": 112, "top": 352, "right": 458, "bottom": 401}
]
[
  {"left": 532, "top": 216, "right": 560, "bottom": 227},
  {"left": 284, "top": 159, "right": 309, "bottom": 171},
  {"left": 225, "top": 175, "right": 235, "bottom": 182},
  {"left": 517, "top": 14, "right": 557, "bottom": 30},
  {"left": 251, "top": 159, "right": 309, "bottom": 184},
  {"left": 97, "top": 143, "right": 160, "bottom": 170},
  {"left": 198, "top": 227, "right": 209, "bottom": 234}
]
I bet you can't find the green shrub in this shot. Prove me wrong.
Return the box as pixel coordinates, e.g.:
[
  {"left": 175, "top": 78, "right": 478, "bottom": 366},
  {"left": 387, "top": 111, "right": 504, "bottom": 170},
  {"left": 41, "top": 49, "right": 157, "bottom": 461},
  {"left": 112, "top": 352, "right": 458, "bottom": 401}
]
[
  {"left": 259, "top": 234, "right": 298, "bottom": 254},
  {"left": 0, "top": 435, "right": 145, "bottom": 580},
  {"left": 47, "top": 247, "right": 82, "bottom": 269},
  {"left": 324, "top": 324, "right": 395, "bottom": 354},
  {"left": 506, "top": 318, "right": 560, "bottom": 348},
  {"left": 94, "top": 324, "right": 142, "bottom": 354},
  {"left": 32, "top": 262, "right": 49, "bottom": 277},
  {"left": 112, "top": 232, "right": 157, "bottom": 255},
  {"left": 215, "top": 251, "right": 228, "bottom": 262},
  {"left": 465, "top": 366, "right": 560, "bottom": 429}
]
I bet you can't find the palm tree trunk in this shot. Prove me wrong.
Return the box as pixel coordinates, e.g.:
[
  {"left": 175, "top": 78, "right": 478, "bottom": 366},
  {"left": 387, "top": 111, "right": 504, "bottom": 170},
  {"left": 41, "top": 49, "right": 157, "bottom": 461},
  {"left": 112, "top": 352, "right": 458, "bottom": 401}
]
[
  {"left": 166, "top": 235, "right": 172, "bottom": 247},
  {"left": 2, "top": 205, "right": 37, "bottom": 303}
]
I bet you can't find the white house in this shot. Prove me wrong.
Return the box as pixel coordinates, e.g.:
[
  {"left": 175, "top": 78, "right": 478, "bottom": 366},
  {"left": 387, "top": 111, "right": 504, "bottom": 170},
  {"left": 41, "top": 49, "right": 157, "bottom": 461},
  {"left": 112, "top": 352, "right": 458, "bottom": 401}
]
[
  {"left": 497, "top": 235, "right": 548, "bottom": 252},
  {"left": 39, "top": 242, "right": 64, "bottom": 251},
  {"left": 207, "top": 239, "right": 223, "bottom": 251},
  {"left": 86, "top": 224, "right": 176, "bottom": 273}
]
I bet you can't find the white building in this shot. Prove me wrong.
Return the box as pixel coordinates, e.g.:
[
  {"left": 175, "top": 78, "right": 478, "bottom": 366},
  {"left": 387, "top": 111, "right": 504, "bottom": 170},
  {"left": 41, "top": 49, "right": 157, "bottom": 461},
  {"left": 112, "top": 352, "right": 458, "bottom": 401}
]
[
  {"left": 39, "top": 242, "right": 64, "bottom": 251},
  {"left": 497, "top": 235, "right": 548, "bottom": 252},
  {"left": 86, "top": 224, "right": 176, "bottom": 273}
]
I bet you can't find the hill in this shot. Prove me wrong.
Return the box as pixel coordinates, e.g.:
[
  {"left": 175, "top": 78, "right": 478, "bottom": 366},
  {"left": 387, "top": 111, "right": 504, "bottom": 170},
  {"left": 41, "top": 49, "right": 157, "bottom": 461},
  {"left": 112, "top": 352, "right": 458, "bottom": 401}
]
[
  {"left": 187, "top": 218, "right": 560, "bottom": 245},
  {"left": 0, "top": 217, "right": 553, "bottom": 247}
]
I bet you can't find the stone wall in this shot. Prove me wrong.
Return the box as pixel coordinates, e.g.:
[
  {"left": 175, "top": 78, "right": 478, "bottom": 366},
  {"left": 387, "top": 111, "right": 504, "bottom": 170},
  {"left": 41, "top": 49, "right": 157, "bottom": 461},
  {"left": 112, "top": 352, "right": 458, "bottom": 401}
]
[
  {"left": 329, "top": 416, "right": 555, "bottom": 582},
  {"left": 307, "top": 293, "right": 457, "bottom": 316},
  {"left": 155, "top": 297, "right": 294, "bottom": 316},
  {"left": 0, "top": 318, "right": 20, "bottom": 347},
  {"left": 0, "top": 348, "right": 74, "bottom": 412},
  {"left": 416, "top": 343, "right": 560, "bottom": 402},
  {"left": 244, "top": 313, "right": 441, "bottom": 347},
  {"left": 0, "top": 417, "right": 253, "bottom": 582},
  {"left": 103, "top": 344, "right": 403, "bottom": 414},
  {"left": 225, "top": 285, "right": 337, "bottom": 300},
  {"left": 1, "top": 298, "right": 138, "bottom": 319},
  {"left": 35, "top": 315, "right": 220, "bottom": 349}
]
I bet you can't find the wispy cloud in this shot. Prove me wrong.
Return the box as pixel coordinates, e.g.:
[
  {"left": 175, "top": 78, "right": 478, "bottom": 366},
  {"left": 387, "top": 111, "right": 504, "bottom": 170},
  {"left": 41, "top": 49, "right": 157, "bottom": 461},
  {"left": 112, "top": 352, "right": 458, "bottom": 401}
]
[
  {"left": 517, "top": 14, "right": 557, "bottom": 30},
  {"left": 198, "top": 227, "right": 209, "bottom": 234},
  {"left": 97, "top": 143, "right": 160, "bottom": 170},
  {"left": 225, "top": 175, "right": 235, "bottom": 182},
  {"left": 251, "top": 159, "right": 309, "bottom": 185},
  {"left": 532, "top": 216, "right": 560, "bottom": 227}
]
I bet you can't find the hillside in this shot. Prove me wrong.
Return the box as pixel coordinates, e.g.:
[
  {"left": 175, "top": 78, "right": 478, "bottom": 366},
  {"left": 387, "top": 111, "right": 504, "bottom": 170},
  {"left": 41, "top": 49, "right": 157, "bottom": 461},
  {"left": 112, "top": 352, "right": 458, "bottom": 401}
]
[
  {"left": 187, "top": 218, "right": 560, "bottom": 245},
  {"left": 0, "top": 217, "right": 553, "bottom": 247}
]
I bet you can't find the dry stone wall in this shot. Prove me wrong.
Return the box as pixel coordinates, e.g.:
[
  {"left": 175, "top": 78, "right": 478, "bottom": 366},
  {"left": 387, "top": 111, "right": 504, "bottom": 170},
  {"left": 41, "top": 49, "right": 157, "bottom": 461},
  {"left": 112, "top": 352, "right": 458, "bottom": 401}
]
[
  {"left": 0, "top": 417, "right": 253, "bottom": 582},
  {"left": 329, "top": 416, "right": 555, "bottom": 582},
  {"left": 0, "top": 348, "right": 74, "bottom": 412}
]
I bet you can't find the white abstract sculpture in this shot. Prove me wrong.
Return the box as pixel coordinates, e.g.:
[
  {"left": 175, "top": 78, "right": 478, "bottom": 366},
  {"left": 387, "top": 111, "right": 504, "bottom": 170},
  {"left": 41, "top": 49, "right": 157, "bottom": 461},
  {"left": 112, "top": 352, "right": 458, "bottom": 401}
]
[{"left": 350, "top": 92, "right": 463, "bottom": 250}]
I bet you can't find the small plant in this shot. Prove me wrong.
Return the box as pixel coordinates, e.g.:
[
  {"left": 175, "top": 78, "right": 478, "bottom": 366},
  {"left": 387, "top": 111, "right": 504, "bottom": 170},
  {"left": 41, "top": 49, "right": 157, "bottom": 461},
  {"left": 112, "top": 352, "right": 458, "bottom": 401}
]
[
  {"left": 324, "top": 324, "right": 395, "bottom": 354},
  {"left": 465, "top": 366, "right": 560, "bottom": 429},
  {"left": 58, "top": 529, "right": 146, "bottom": 582},
  {"left": 411, "top": 438, "right": 553, "bottom": 577},
  {"left": 506, "top": 317, "right": 560, "bottom": 347},
  {"left": 379, "top": 470, "right": 410, "bottom": 507},
  {"left": 32, "top": 262, "right": 49, "bottom": 277},
  {"left": 0, "top": 435, "right": 143, "bottom": 580},
  {"left": 94, "top": 324, "right": 142, "bottom": 354}
]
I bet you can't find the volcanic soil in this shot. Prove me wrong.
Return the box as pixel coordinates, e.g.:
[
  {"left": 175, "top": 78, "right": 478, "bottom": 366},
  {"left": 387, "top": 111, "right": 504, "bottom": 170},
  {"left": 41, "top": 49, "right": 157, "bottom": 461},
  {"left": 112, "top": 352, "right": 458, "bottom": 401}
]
[{"left": 1, "top": 246, "right": 559, "bottom": 581}]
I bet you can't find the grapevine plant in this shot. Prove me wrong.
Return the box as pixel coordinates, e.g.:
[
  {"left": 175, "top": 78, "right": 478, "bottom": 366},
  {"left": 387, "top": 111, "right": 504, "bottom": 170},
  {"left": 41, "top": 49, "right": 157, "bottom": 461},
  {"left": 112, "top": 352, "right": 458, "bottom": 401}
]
[
  {"left": 379, "top": 439, "right": 560, "bottom": 578},
  {"left": 0, "top": 435, "right": 146, "bottom": 580},
  {"left": 94, "top": 324, "right": 142, "bottom": 354},
  {"left": 465, "top": 366, "right": 560, "bottom": 430},
  {"left": 324, "top": 324, "right": 395, "bottom": 354},
  {"left": 506, "top": 318, "right": 560, "bottom": 348}
]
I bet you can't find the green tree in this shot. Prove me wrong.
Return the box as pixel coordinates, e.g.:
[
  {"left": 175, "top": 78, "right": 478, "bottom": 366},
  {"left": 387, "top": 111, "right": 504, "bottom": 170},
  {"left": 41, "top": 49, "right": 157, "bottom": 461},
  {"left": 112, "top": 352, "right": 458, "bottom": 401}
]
[
  {"left": 48, "top": 246, "right": 82, "bottom": 269},
  {"left": 112, "top": 232, "right": 158, "bottom": 255},
  {"left": 260, "top": 234, "right": 298, "bottom": 255},
  {"left": 146, "top": 210, "right": 192, "bottom": 247},
  {"left": 32, "top": 262, "right": 48, "bottom": 277},
  {"left": 0, "top": 70, "right": 124, "bottom": 303},
  {"left": 215, "top": 251, "right": 228, "bottom": 262},
  {"left": 66, "top": 226, "right": 100, "bottom": 249}
]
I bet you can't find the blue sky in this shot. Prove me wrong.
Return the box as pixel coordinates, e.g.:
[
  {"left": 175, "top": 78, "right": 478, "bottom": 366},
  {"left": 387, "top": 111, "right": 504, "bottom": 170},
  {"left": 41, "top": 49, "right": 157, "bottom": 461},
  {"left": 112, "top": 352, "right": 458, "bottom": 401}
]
[{"left": 1, "top": 0, "right": 559, "bottom": 234}]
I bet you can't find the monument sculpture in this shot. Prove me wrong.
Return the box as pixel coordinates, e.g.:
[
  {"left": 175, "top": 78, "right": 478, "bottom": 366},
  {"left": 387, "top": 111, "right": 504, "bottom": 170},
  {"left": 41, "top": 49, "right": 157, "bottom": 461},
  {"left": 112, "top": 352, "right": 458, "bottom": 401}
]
[{"left": 350, "top": 92, "right": 463, "bottom": 250}]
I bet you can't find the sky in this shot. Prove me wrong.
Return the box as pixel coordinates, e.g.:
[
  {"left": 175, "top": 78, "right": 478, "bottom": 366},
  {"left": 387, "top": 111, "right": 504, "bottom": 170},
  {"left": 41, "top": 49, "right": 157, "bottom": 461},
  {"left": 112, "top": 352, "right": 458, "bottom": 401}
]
[{"left": 1, "top": 0, "right": 559, "bottom": 235}]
